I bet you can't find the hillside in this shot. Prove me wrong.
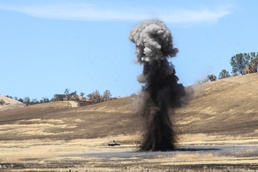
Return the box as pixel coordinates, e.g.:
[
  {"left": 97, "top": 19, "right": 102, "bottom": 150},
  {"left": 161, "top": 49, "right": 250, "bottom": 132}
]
[
  {"left": 0, "top": 73, "right": 258, "bottom": 141},
  {"left": 0, "top": 96, "right": 25, "bottom": 112},
  {"left": 175, "top": 73, "right": 258, "bottom": 139}
]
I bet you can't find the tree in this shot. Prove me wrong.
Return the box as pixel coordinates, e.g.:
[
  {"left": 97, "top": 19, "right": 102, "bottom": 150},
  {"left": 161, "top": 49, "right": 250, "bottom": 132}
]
[
  {"left": 40, "top": 97, "right": 50, "bottom": 103},
  {"left": 250, "top": 52, "right": 258, "bottom": 64},
  {"left": 249, "top": 52, "right": 258, "bottom": 73},
  {"left": 207, "top": 74, "right": 217, "bottom": 82},
  {"left": 52, "top": 94, "right": 65, "bottom": 101},
  {"left": 64, "top": 88, "right": 70, "bottom": 100},
  {"left": 31, "top": 99, "right": 39, "bottom": 104},
  {"left": 103, "top": 90, "right": 112, "bottom": 101},
  {"left": 69, "top": 91, "right": 79, "bottom": 101},
  {"left": 230, "top": 52, "right": 258, "bottom": 75},
  {"left": 41, "top": 97, "right": 50, "bottom": 103},
  {"left": 87, "top": 90, "right": 102, "bottom": 103},
  {"left": 230, "top": 53, "right": 247, "bottom": 75},
  {"left": 69, "top": 91, "right": 77, "bottom": 97},
  {"left": 24, "top": 97, "right": 30, "bottom": 106},
  {"left": 219, "top": 69, "right": 230, "bottom": 79},
  {"left": 80, "top": 92, "right": 85, "bottom": 97},
  {"left": 0, "top": 99, "right": 5, "bottom": 106}
]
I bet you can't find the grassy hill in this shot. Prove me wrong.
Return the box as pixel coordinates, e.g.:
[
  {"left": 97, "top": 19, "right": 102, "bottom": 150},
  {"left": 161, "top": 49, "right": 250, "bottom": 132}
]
[
  {"left": 0, "top": 73, "right": 258, "bottom": 142},
  {"left": 0, "top": 96, "right": 25, "bottom": 112},
  {"left": 175, "top": 73, "right": 258, "bottom": 139}
]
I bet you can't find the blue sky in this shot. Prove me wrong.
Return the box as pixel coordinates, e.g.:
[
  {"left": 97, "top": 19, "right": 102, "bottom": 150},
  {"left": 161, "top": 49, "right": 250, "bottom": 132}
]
[{"left": 1, "top": 0, "right": 258, "bottom": 100}]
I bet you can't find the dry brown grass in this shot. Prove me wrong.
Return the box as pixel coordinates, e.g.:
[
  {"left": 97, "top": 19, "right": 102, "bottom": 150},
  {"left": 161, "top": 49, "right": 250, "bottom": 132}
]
[
  {"left": 0, "top": 73, "right": 258, "bottom": 171},
  {"left": 1, "top": 74, "right": 258, "bottom": 141}
]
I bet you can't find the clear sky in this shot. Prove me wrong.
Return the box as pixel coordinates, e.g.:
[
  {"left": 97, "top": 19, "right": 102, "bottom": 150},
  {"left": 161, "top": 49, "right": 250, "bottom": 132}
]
[{"left": 1, "top": 0, "right": 258, "bottom": 100}]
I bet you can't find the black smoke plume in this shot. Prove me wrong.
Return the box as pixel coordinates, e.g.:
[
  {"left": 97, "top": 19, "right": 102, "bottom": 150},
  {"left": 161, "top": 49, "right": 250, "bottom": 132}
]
[{"left": 129, "top": 20, "right": 186, "bottom": 151}]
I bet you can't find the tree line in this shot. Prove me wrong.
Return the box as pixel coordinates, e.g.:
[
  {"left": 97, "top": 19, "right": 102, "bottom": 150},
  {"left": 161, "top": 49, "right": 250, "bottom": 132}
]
[
  {"left": 199, "top": 52, "right": 258, "bottom": 83},
  {"left": 52, "top": 89, "right": 113, "bottom": 104},
  {"left": 2, "top": 52, "right": 257, "bottom": 104},
  {"left": 1, "top": 89, "right": 113, "bottom": 106}
]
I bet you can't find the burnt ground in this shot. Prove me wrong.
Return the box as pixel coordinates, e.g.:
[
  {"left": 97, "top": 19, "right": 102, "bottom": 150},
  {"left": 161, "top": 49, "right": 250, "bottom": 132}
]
[
  {"left": 0, "top": 73, "right": 258, "bottom": 171},
  {"left": 1, "top": 143, "right": 258, "bottom": 172}
]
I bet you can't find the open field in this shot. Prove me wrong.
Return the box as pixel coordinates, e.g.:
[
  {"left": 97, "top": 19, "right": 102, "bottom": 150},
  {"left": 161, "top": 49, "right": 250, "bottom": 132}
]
[
  {"left": 1, "top": 136, "right": 258, "bottom": 171},
  {"left": 0, "top": 73, "right": 258, "bottom": 171}
]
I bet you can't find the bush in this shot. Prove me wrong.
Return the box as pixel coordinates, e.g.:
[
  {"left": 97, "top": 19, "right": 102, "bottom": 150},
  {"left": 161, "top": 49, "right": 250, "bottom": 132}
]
[{"left": 0, "top": 99, "right": 5, "bottom": 105}]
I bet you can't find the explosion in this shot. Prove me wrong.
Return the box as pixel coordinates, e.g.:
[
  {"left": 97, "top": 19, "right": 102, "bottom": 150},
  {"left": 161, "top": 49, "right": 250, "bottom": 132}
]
[{"left": 129, "top": 20, "right": 185, "bottom": 151}]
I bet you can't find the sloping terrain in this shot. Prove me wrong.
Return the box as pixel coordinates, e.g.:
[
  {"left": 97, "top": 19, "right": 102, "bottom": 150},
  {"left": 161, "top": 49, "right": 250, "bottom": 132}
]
[
  {"left": 0, "top": 96, "right": 140, "bottom": 140},
  {"left": 0, "top": 96, "right": 22, "bottom": 105},
  {"left": 0, "top": 73, "right": 258, "bottom": 141},
  {"left": 1, "top": 73, "right": 258, "bottom": 172},
  {"left": 175, "top": 73, "right": 258, "bottom": 138},
  {"left": 0, "top": 96, "right": 25, "bottom": 112}
]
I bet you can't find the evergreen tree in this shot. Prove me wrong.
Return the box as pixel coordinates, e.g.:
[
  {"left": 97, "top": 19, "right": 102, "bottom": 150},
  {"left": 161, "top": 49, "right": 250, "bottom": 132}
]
[{"left": 219, "top": 69, "right": 230, "bottom": 79}]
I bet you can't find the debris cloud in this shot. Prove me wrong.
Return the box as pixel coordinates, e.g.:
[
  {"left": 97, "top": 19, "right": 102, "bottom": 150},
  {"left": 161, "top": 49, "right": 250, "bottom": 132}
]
[{"left": 129, "top": 20, "right": 185, "bottom": 151}]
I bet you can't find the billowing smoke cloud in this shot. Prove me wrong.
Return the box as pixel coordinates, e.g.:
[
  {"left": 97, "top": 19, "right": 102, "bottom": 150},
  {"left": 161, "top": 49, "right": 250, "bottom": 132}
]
[{"left": 129, "top": 20, "right": 185, "bottom": 151}]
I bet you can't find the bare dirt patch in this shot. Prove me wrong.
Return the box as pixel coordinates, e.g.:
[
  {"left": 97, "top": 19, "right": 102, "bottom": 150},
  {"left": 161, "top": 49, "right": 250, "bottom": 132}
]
[{"left": 1, "top": 136, "right": 258, "bottom": 171}]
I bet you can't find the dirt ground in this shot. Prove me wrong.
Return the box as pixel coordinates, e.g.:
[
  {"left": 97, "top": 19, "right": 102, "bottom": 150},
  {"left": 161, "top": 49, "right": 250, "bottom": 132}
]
[{"left": 1, "top": 134, "right": 258, "bottom": 172}]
